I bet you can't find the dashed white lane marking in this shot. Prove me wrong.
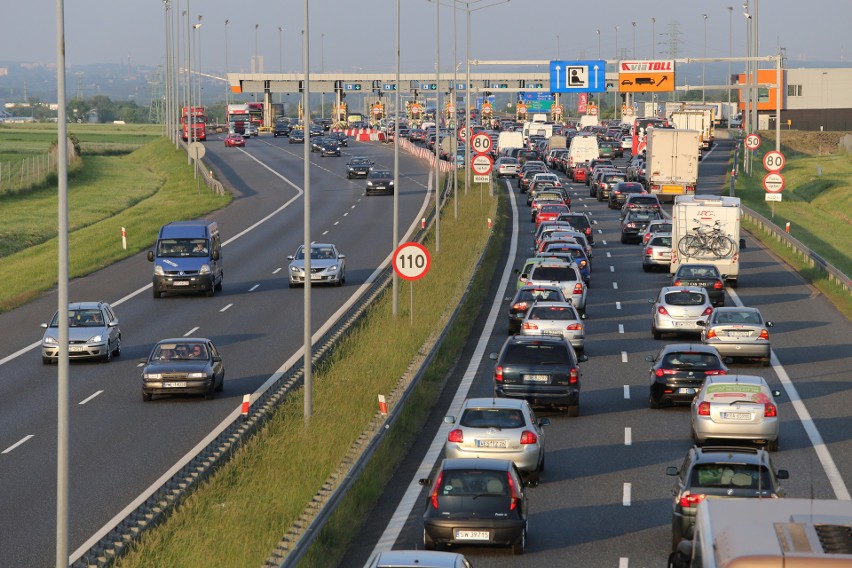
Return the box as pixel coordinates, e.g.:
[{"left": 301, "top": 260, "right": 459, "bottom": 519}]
[
  {"left": 613, "top": 282, "right": 619, "bottom": 290},
  {"left": 351, "top": 204, "right": 356, "bottom": 209},
  {"left": 621, "top": 351, "right": 628, "bottom": 363},
  {"left": 623, "top": 385, "right": 631, "bottom": 399},
  {"left": 343, "top": 212, "right": 349, "bottom": 217},
  {"left": 249, "top": 284, "right": 260, "bottom": 292},
  {"left": 184, "top": 327, "right": 199, "bottom": 337},
  {"left": 619, "top": 558, "right": 629, "bottom": 568},
  {"left": 625, "top": 427, "right": 632, "bottom": 446},
  {"left": 322, "top": 230, "right": 329, "bottom": 236},
  {"left": 272, "top": 267, "right": 282, "bottom": 274},
  {"left": 606, "top": 251, "right": 612, "bottom": 258},
  {"left": 623, "top": 483, "right": 632, "bottom": 506},
  {"left": 602, "top": 239, "right": 608, "bottom": 245},
  {"left": 220, "top": 304, "right": 233, "bottom": 312},
  {"left": 2, "top": 435, "right": 34, "bottom": 454},
  {"left": 610, "top": 266, "right": 615, "bottom": 272},
  {"left": 79, "top": 390, "right": 103, "bottom": 405},
  {"left": 618, "top": 324, "right": 624, "bottom": 334},
  {"left": 616, "top": 302, "right": 622, "bottom": 310},
  {"left": 333, "top": 221, "right": 340, "bottom": 226}
]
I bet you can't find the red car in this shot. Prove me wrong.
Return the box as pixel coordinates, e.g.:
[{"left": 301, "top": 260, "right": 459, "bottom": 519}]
[
  {"left": 224, "top": 133, "right": 245, "bottom": 147},
  {"left": 536, "top": 204, "right": 572, "bottom": 228},
  {"left": 573, "top": 162, "right": 590, "bottom": 183}
]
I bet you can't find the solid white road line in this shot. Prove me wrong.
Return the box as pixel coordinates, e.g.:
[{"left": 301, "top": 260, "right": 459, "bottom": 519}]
[
  {"left": 79, "top": 391, "right": 103, "bottom": 405},
  {"left": 2, "top": 435, "right": 34, "bottom": 454},
  {"left": 368, "top": 180, "right": 519, "bottom": 560}
]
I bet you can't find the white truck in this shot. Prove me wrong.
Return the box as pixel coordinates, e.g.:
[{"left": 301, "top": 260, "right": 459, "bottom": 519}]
[
  {"left": 645, "top": 128, "right": 699, "bottom": 202},
  {"left": 578, "top": 114, "right": 599, "bottom": 129},
  {"left": 669, "top": 111, "right": 708, "bottom": 154},
  {"left": 683, "top": 105, "right": 716, "bottom": 149},
  {"left": 670, "top": 195, "right": 743, "bottom": 286},
  {"left": 497, "top": 131, "right": 524, "bottom": 155},
  {"left": 566, "top": 135, "right": 599, "bottom": 179}
]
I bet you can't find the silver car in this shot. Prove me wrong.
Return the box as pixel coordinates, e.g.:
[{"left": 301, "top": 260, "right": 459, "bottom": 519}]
[
  {"left": 642, "top": 233, "right": 672, "bottom": 271},
  {"left": 691, "top": 374, "right": 782, "bottom": 451},
  {"left": 519, "top": 301, "right": 586, "bottom": 352},
  {"left": 650, "top": 286, "right": 713, "bottom": 339},
  {"left": 41, "top": 301, "right": 121, "bottom": 364},
  {"left": 444, "top": 397, "right": 549, "bottom": 484},
  {"left": 287, "top": 243, "right": 346, "bottom": 287},
  {"left": 526, "top": 261, "right": 587, "bottom": 315},
  {"left": 699, "top": 307, "right": 774, "bottom": 366}
]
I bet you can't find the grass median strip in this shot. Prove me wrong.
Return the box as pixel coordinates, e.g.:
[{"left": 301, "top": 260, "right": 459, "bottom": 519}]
[{"left": 115, "top": 184, "right": 501, "bottom": 567}]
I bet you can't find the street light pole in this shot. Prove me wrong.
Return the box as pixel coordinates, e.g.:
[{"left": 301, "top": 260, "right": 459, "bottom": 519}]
[
  {"left": 631, "top": 21, "right": 636, "bottom": 58},
  {"left": 651, "top": 17, "right": 656, "bottom": 58},
  {"left": 596, "top": 29, "right": 601, "bottom": 60},
  {"left": 557, "top": 34, "right": 560, "bottom": 59},
  {"left": 702, "top": 14, "right": 708, "bottom": 103},
  {"left": 254, "top": 23, "right": 259, "bottom": 73},
  {"left": 302, "top": 0, "right": 312, "bottom": 422},
  {"left": 321, "top": 33, "right": 325, "bottom": 119},
  {"left": 728, "top": 7, "right": 733, "bottom": 111},
  {"left": 434, "top": 0, "right": 441, "bottom": 253},
  {"left": 195, "top": 16, "right": 202, "bottom": 110},
  {"left": 614, "top": 25, "right": 619, "bottom": 59},
  {"left": 224, "top": 19, "right": 229, "bottom": 106},
  {"left": 393, "top": 0, "right": 400, "bottom": 316}
]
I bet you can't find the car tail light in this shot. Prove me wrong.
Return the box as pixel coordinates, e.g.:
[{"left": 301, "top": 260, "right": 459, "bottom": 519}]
[
  {"left": 448, "top": 429, "right": 464, "bottom": 443},
  {"left": 495, "top": 365, "right": 504, "bottom": 383},
  {"left": 673, "top": 279, "right": 682, "bottom": 286},
  {"left": 513, "top": 302, "right": 529, "bottom": 311},
  {"left": 702, "top": 307, "right": 713, "bottom": 316},
  {"left": 568, "top": 367, "right": 579, "bottom": 384},
  {"left": 521, "top": 322, "right": 539, "bottom": 331},
  {"left": 566, "top": 323, "right": 583, "bottom": 331},
  {"left": 431, "top": 471, "right": 445, "bottom": 509},
  {"left": 704, "top": 369, "right": 727, "bottom": 375},
  {"left": 706, "top": 328, "right": 717, "bottom": 339},
  {"left": 697, "top": 401, "right": 711, "bottom": 415},
  {"left": 713, "top": 280, "right": 724, "bottom": 290},
  {"left": 655, "top": 368, "right": 679, "bottom": 377},
  {"left": 573, "top": 283, "right": 583, "bottom": 295},
  {"left": 507, "top": 472, "right": 520, "bottom": 511},
  {"left": 764, "top": 403, "right": 777, "bottom": 418},
  {"left": 657, "top": 306, "right": 669, "bottom": 316},
  {"left": 645, "top": 247, "right": 653, "bottom": 255},
  {"left": 759, "top": 329, "right": 769, "bottom": 340},
  {"left": 626, "top": 222, "right": 636, "bottom": 228},
  {"left": 520, "top": 431, "right": 538, "bottom": 444},
  {"left": 585, "top": 228, "right": 591, "bottom": 235},
  {"left": 679, "top": 493, "right": 706, "bottom": 508}
]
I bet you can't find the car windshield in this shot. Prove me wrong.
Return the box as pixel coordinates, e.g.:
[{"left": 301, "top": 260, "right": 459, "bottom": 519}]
[
  {"left": 528, "top": 306, "right": 578, "bottom": 321},
  {"left": 530, "top": 266, "right": 577, "bottom": 281},
  {"left": 371, "top": 171, "right": 392, "bottom": 179},
  {"left": 630, "top": 197, "right": 659, "bottom": 205},
  {"left": 52, "top": 309, "right": 104, "bottom": 328},
  {"left": 438, "top": 470, "right": 509, "bottom": 497},
  {"left": 460, "top": 408, "right": 525, "bottom": 429},
  {"left": 350, "top": 158, "right": 370, "bottom": 165},
  {"left": 157, "top": 239, "right": 209, "bottom": 258},
  {"left": 152, "top": 343, "right": 208, "bottom": 361},
  {"left": 295, "top": 247, "right": 336, "bottom": 260},
  {"left": 665, "top": 292, "right": 706, "bottom": 305},
  {"left": 691, "top": 464, "right": 773, "bottom": 489},
  {"left": 504, "top": 342, "right": 571, "bottom": 364},
  {"left": 517, "top": 288, "right": 562, "bottom": 302}
]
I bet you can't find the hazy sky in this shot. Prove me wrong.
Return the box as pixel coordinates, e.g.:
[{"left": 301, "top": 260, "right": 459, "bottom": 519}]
[{"left": 2, "top": 0, "right": 848, "bottom": 73}]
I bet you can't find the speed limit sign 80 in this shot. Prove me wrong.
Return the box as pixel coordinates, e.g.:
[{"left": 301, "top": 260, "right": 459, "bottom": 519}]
[
  {"left": 763, "top": 150, "right": 785, "bottom": 172},
  {"left": 470, "top": 132, "right": 493, "bottom": 155},
  {"left": 392, "top": 242, "right": 431, "bottom": 281}
]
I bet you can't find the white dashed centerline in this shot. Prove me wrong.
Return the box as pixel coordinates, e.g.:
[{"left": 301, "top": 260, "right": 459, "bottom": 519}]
[
  {"left": 272, "top": 267, "right": 282, "bottom": 274},
  {"left": 613, "top": 282, "right": 619, "bottom": 290},
  {"left": 184, "top": 327, "right": 199, "bottom": 337},
  {"left": 79, "top": 390, "right": 103, "bottom": 405},
  {"left": 249, "top": 284, "right": 260, "bottom": 292},
  {"left": 624, "top": 427, "right": 632, "bottom": 446},
  {"left": 616, "top": 301, "right": 622, "bottom": 310},
  {"left": 623, "top": 385, "right": 631, "bottom": 399},
  {"left": 621, "top": 351, "right": 628, "bottom": 363},
  {"left": 618, "top": 324, "right": 625, "bottom": 334},
  {"left": 623, "top": 483, "right": 632, "bottom": 506},
  {"left": 220, "top": 303, "right": 233, "bottom": 312},
  {"left": 2, "top": 435, "right": 34, "bottom": 454}
]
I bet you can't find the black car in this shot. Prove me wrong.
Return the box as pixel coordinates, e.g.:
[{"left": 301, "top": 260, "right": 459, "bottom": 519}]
[
  {"left": 288, "top": 129, "right": 305, "bottom": 144},
  {"left": 327, "top": 131, "right": 348, "bottom": 146},
  {"left": 556, "top": 212, "right": 595, "bottom": 245},
  {"left": 366, "top": 169, "right": 394, "bottom": 195},
  {"left": 666, "top": 446, "right": 788, "bottom": 551},
  {"left": 672, "top": 264, "right": 726, "bottom": 307},
  {"left": 319, "top": 139, "right": 341, "bottom": 157},
  {"left": 141, "top": 338, "right": 225, "bottom": 401},
  {"left": 608, "top": 182, "right": 646, "bottom": 209},
  {"left": 310, "top": 136, "right": 327, "bottom": 152},
  {"left": 490, "top": 334, "right": 588, "bottom": 416},
  {"left": 620, "top": 209, "right": 664, "bottom": 244},
  {"left": 346, "top": 157, "right": 374, "bottom": 179},
  {"left": 273, "top": 121, "right": 291, "bottom": 137},
  {"left": 596, "top": 172, "right": 627, "bottom": 202},
  {"left": 507, "top": 285, "right": 567, "bottom": 334},
  {"left": 645, "top": 343, "right": 728, "bottom": 409},
  {"left": 420, "top": 458, "right": 528, "bottom": 554}
]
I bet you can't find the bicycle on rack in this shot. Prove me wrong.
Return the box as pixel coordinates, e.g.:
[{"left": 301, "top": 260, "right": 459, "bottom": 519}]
[{"left": 677, "top": 219, "right": 737, "bottom": 259}]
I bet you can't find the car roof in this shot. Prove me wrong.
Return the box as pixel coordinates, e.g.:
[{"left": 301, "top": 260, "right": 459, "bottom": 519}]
[
  {"left": 462, "top": 397, "right": 526, "bottom": 410},
  {"left": 703, "top": 374, "right": 768, "bottom": 387},
  {"left": 67, "top": 301, "right": 107, "bottom": 310},
  {"left": 369, "top": 550, "right": 467, "bottom": 568},
  {"left": 155, "top": 337, "right": 211, "bottom": 344},
  {"left": 440, "top": 457, "right": 513, "bottom": 471},
  {"left": 658, "top": 342, "right": 720, "bottom": 355},
  {"left": 691, "top": 446, "right": 769, "bottom": 466}
]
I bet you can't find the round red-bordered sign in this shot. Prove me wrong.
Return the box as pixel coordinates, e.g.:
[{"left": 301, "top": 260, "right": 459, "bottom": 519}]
[
  {"left": 470, "top": 132, "right": 493, "bottom": 155},
  {"left": 763, "top": 150, "right": 785, "bottom": 172},
  {"left": 471, "top": 154, "right": 494, "bottom": 175},
  {"left": 763, "top": 172, "right": 785, "bottom": 193},
  {"left": 393, "top": 242, "right": 431, "bottom": 281},
  {"left": 745, "top": 133, "right": 761, "bottom": 150}
]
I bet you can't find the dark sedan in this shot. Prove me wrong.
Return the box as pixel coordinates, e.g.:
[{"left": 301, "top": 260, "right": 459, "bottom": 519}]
[
  {"left": 346, "top": 157, "right": 373, "bottom": 179},
  {"left": 365, "top": 169, "right": 394, "bottom": 195},
  {"left": 141, "top": 338, "right": 225, "bottom": 401},
  {"left": 645, "top": 343, "right": 728, "bottom": 409},
  {"left": 319, "top": 140, "right": 341, "bottom": 157},
  {"left": 672, "top": 264, "right": 727, "bottom": 307},
  {"left": 288, "top": 129, "right": 305, "bottom": 144},
  {"left": 420, "top": 458, "right": 528, "bottom": 555},
  {"left": 621, "top": 209, "right": 664, "bottom": 244}
]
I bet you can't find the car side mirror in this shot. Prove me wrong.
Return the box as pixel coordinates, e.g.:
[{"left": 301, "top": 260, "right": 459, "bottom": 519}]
[
  {"left": 577, "top": 354, "right": 589, "bottom": 362},
  {"left": 211, "top": 250, "right": 220, "bottom": 261},
  {"left": 665, "top": 466, "right": 679, "bottom": 476},
  {"left": 648, "top": 298, "right": 655, "bottom": 303},
  {"left": 147, "top": 250, "right": 154, "bottom": 262},
  {"left": 418, "top": 478, "right": 432, "bottom": 486},
  {"left": 765, "top": 321, "right": 774, "bottom": 327},
  {"left": 287, "top": 255, "right": 295, "bottom": 261},
  {"left": 772, "top": 390, "right": 782, "bottom": 397},
  {"left": 41, "top": 322, "right": 48, "bottom": 328},
  {"left": 645, "top": 355, "right": 655, "bottom": 362},
  {"left": 489, "top": 352, "right": 498, "bottom": 360},
  {"left": 338, "top": 254, "right": 346, "bottom": 259},
  {"left": 443, "top": 416, "right": 456, "bottom": 424},
  {"left": 539, "top": 417, "right": 551, "bottom": 427},
  {"left": 776, "top": 469, "right": 789, "bottom": 480}
]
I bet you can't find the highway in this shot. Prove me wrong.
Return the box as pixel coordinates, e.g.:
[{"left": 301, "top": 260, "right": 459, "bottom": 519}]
[
  {"left": 341, "top": 137, "right": 852, "bottom": 567},
  {"left": 0, "top": 133, "right": 435, "bottom": 567}
]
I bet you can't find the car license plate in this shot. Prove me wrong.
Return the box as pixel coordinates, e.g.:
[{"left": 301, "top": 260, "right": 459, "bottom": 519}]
[
  {"left": 475, "top": 439, "right": 509, "bottom": 448},
  {"left": 660, "top": 252, "right": 671, "bottom": 258},
  {"left": 523, "top": 374, "right": 549, "bottom": 382},
  {"left": 455, "top": 530, "right": 490, "bottom": 540},
  {"left": 721, "top": 412, "right": 751, "bottom": 421},
  {"left": 677, "top": 388, "right": 695, "bottom": 394},
  {"left": 311, "top": 273, "right": 322, "bottom": 280},
  {"left": 542, "top": 330, "right": 563, "bottom": 337},
  {"left": 727, "top": 331, "right": 750, "bottom": 337},
  {"left": 673, "top": 321, "right": 691, "bottom": 327},
  {"left": 172, "top": 281, "right": 190, "bottom": 286},
  {"left": 163, "top": 381, "right": 187, "bottom": 388}
]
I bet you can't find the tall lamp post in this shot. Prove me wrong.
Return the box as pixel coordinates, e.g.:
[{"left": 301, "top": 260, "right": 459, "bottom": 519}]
[
  {"left": 614, "top": 25, "right": 619, "bottom": 59},
  {"left": 254, "top": 23, "right": 259, "bottom": 73},
  {"left": 301, "top": 0, "right": 312, "bottom": 422},
  {"left": 321, "top": 33, "right": 325, "bottom": 119},
  {"left": 651, "top": 17, "right": 655, "bottom": 58},
  {"left": 195, "top": 16, "right": 202, "bottom": 109},
  {"left": 702, "top": 14, "right": 708, "bottom": 103},
  {"left": 434, "top": 0, "right": 441, "bottom": 252},
  {"left": 557, "top": 34, "right": 560, "bottom": 59},
  {"left": 631, "top": 21, "right": 636, "bottom": 58},
  {"left": 224, "top": 19, "right": 230, "bottom": 106},
  {"left": 727, "top": 7, "right": 733, "bottom": 110}
]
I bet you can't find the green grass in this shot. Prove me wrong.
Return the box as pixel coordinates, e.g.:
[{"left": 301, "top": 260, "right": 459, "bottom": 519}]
[
  {"left": 114, "top": 182, "right": 500, "bottom": 567},
  {"left": 0, "top": 137, "right": 230, "bottom": 311}
]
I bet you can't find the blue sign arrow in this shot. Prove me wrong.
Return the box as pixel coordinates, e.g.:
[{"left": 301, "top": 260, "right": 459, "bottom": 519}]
[{"left": 549, "top": 60, "right": 607, "bottom": 93}]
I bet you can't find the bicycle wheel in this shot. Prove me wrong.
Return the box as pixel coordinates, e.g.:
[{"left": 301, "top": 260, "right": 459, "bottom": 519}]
[
  {"left": 709, "top": 235, "right": 736, "bottom": 258},
  {"left": 678, "top": 235, "right": 704, "bottom": 257}
]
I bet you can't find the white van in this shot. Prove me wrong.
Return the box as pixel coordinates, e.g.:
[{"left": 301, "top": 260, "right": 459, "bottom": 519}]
[{"left": 566, "top": 135, "right": 600, "bottom": 179}]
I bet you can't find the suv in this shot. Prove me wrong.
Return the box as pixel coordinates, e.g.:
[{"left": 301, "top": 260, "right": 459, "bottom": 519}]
[
  {"left": 525, "top": 261, "right": 587, "bottom": 316},
  {"left": 666, "top": 446, "right": 789, "bottom": 551},
  {"left": 41, "top": 301, "right": 122, "bottom": 363},
  {"left": 490, "top": 334, "right": 589, "bottom": 416},
  {"left": 596, "top": 171, "right": 627, "bottom": 202},
  {"left": 608, "top": 181, "right": 646, "bottom": 210},
  {"left": 556, "top": 212, "right": 595, "bottom": 245},
  {"left": 273, "top": 120, "right": 291, "bottom": 137}
]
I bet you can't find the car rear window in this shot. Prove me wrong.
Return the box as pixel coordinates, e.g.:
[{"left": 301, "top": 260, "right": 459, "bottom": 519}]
[
  {"left": 665, "top": 291, "right": 706, "bottom": 305},
  {"left": 631, "top": 196, "right": 660, "bottom": 205},
  {"left": 460, "top": 408, "right": 525, "bottom": 429},
  {"left": 528, "top": 305, "right": 579, "bottom": 321},
  {"left": 663, "top": 352, "right": 720, "bottom": 367},
  {"left": 439, "top": 470, "right": 509, "bottom": 496},
  {"left": 691, "top": 464, "right": 772, "bottom": 489},
  {"left": 530, "top": 266, "right": 578, "bottom": 281},
  {"left": 518, "top": 288, "right": 562, "bottom": 302},
  {"left": 504, "top": 342, "right": 571, "bottom": 364},
  {"left": 650, "top": 236, "right": 672, "bottom": 247}
]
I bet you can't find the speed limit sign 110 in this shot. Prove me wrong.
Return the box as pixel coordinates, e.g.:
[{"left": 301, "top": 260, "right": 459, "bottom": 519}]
[{"left": 392, "top": 242, "right": 431, "bottom": 281}]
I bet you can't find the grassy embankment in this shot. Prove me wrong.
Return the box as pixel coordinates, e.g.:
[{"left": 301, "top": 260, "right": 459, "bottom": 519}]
[
  {"left": 115, "top": 185, "right": 502, "bottom": 567},
  {"left": 0, "top": 124, "right": 229, "bottom": 311},
  {"left": 730, "top": 130, "right": 852, "bottom": 319}
]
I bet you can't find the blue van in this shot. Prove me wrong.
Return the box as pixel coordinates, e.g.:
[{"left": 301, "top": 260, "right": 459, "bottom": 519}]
[{"left": 147, "top": 221, "right": 223, "bottom": 298}]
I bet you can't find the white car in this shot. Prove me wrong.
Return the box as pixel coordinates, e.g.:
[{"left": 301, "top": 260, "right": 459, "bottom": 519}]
[
  {"left": 287, "top": 243, "right": 346, "bottom": 287},
  {"left": 519, "top": 301, "right": 586, "bottom": 352}
]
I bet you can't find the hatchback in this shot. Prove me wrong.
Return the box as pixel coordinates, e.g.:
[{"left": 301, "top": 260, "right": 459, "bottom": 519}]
[
  {"left": 444, "top": 398, "right": 550, "bottom": 484},
  {"left": 366, "top": 169, "right": 395, "bottom": 195},
  {"left": 666, "top": 446, "right": 788, "bottom": 550},
  {"left": 494, "top": 156, "right": 520, "bottom": 178},
  {"left": 525, "top": 261, "right": 587, "bottom": 315},
  {"left": 642, "top": 233, "right": 673, "bottom": 271},
  {"left": 608, "top": 182, "right": 646, "bottom": 209},
  {"left": 672, "top": 264, "right": 726, "bottom": 307},
  {"left": 556, "top": 212, "right": 595, "bottom": 245},
  {"left": 507, "top": 285, "right": 567, "bottom": 334},
  {"left": 490, "top": 334, "right": 588, "bottom": 415},
  {"left": 621, "top": 209, "right": 664, "bottom": 244},
  {"left": 650, "top": 286, "right": 713, "bottom": 339},
  {"left": 645, "top": 343, "right": 728, "bottom": 408},
  {"left": 420, "top": 458, "right": 528, "bottom": 554},
  {"left": 691, "top": 375, "right": 782, "bottom": 451},
  {"left": 141, "top": 337, "right": 224, "bottom": 401},
  {"left": 698, "top": 307, "right": 773, "bottom": 366},
  {"left": 620, "top": 194, "right": 662, "bottom": 218},
  {"left": 345, "top": 157, "right": 374, "bottom": 179},
  {"left": 519, "top": 301, "right": 586, "bottom": 352},
  {"left": 41, "top": 301, "right": 122, "bottom": 364},
  {"left": 640, "top": 219, "right": 673, "bottom": 245}
]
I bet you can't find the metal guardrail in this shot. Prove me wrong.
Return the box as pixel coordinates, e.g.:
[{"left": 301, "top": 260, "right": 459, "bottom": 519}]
[
  {"left": 742, "top": 205, "right": 851, "bottom": 295},
  {"left": 177, "top": 138, "right": 226, "bottom": 196},
  {"left": 70, "top": 142, "right": 455, "bottom": 567}
]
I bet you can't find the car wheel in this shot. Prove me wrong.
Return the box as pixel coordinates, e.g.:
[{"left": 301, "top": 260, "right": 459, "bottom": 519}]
[
  {"left": 423, "top": 529, "right": 437, "bottom": 551},
  {"left": 512, "top": 526, "right": 526, "bottom": 555},
  {"left": 652, "top": 325, "right": 662, "bottom": 340},
  {"left": 346, "top": 173, "right": 351, "bottom": 179},
  {"left": 206, "top": 287, "right": 215, "bottom": 297},
  {"left": 204, "top": 384, "right": 215, "bottom": 400},
  {"left": 42, "top": 356, "right": 52, "bottom": 365},
  {"left": 288, "top": 281, "right": 295, "bottom": 288},
  {"left": 766, "top": 438, "right": 779, "bottom": 452},
  {"left": 215, "top": 375, "right": 224, "bottom": 392},
  {"left": 153, "top": 289, "right": 161, "bottom": 299},
  {"left": 642, "top": 263, "right": 650, "bottom": 272},
  {"left": 691, "top": 426, "right": 703, "bottom": 446},
  {"left": 112, "top": 337, "right": 121, "bottom": 357},
  {"left": 526, "top": 468, "right": 540, "bottom": 487},
  {"left": 215, "top": 277, "right": 223, "bottom": 292},
  {"left": 103, "top": 345, "right": 111, "bottom": 363},
  {"left": 762, "top": 357, "right": 771, "bottom": 367},
  {"left": 566, "top": 404, "right": 579, "bottom": 417},
  {"left": 649, "top": 393, "right": 661, "bottom": 409},
  {"left": 142, "top": 391, "right": 152, "bottom": 402},
  {"left": 620, "top": 234, "right": 627, "bottom": 244},
  {"left": 672, "top": 519, "right": 683, "bottom": 552}
]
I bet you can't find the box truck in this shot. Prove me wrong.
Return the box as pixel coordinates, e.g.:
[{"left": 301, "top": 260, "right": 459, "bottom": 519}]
[
  {"left": 645, "top": 128, "right": 700, "bottom": 202},
  {"left": 669, "top": 195, "right": 742, "bottom": 286},
  {"left": 669, "top": 111, "right": 708, "bottom": 154}
]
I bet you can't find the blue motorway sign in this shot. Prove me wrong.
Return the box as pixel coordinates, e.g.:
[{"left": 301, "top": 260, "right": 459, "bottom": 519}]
[
  {"left": 344, "top": 83, "right": 362, "bottom": 91},
  {"left": 518, "top": 92, "right": 554, "bottom": 112},
  {"left": 382, "top": 83, "right": 397, "bottom": 91},
  {"left": 549, "top": 60, "right": 606, "bottom": 93}
]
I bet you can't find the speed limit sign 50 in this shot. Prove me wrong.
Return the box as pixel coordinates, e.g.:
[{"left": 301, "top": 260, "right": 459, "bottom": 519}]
[
  {"left": 744, "top": 133, "right": 761, "bottom": 150},
  {"left": 392, "top": 242, "right": 431, "bottom": 281},
  {"left": 763, "top": 150, "right": 785, "bottom": 172}
]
